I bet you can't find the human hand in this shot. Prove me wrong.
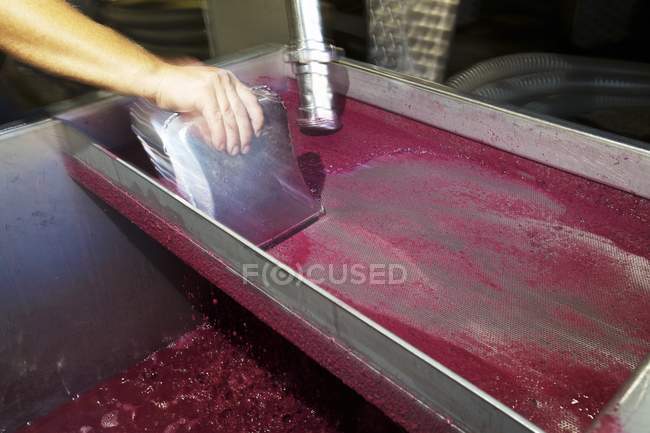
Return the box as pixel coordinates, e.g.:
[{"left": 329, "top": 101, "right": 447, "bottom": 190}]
[{"left": 148, "top": 63, "right": 264, "bottom": 155}]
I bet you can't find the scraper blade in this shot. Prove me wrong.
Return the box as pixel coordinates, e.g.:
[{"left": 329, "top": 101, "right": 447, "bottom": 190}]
[{"left": 130, "top": 86, "right": 323, "bottom": 247}]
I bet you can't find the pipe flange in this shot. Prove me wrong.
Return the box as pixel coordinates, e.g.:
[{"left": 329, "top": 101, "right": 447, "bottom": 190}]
[{"left": 284, "top": 43, "right": 343, "bottom": 64}]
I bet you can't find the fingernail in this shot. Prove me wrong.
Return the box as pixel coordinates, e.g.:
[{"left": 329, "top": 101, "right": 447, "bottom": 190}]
[{"left": 242, "top": 146, "right": 250, "bottom": 154}]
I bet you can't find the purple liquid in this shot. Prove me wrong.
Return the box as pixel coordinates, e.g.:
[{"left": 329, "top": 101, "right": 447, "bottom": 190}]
[{"left": 19, "top": 292, "right": 403, "bottom": 433}]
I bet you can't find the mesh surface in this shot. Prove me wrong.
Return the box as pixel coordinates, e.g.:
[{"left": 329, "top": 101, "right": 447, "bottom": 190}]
[
  {"left": 367, "top": 0, "right": 460, "bottom": 81},
  {"left": 270, "top": 83, "right": 650, "bottom": 433}
]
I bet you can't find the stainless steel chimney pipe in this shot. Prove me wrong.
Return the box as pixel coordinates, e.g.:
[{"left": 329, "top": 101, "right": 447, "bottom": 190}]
[{"left": 285, "top": 0, "right": 342, "bottom": 132}]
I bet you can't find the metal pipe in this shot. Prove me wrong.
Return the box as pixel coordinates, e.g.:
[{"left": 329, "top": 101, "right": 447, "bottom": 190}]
[{"left": 285, "top": 0, "right": 342, "bottom": 132}]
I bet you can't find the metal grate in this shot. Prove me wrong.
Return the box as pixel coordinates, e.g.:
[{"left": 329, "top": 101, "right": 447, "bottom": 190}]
[
  {"left": 367, "top": 0, "right": 460, "bottom": 81},
  {"left": 272, "top": 88, "right": 650, "bottom": 433}
]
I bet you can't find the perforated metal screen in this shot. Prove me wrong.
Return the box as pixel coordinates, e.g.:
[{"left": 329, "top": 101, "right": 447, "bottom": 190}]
[{"left": 271, "top": 87, "right": 650, "bottom": 433}]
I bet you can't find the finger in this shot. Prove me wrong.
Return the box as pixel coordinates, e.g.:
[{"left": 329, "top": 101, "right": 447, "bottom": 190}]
[
  {"left": 234, "top": 79, "right": 265, "bottom": 137},
  {"left": 222, "top": 74, "right": 254, "bottom": 154},
  {"left": 201, "top": 99, "right": 226, "bottom": 152},
  {"left": 214, "top": 73, "right": 240, "bottom": 156}
]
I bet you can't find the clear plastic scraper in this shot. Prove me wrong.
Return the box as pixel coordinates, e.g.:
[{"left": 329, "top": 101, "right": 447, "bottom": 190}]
[{"left": 130, "top": 86, "right": 323, "bottom": 247}]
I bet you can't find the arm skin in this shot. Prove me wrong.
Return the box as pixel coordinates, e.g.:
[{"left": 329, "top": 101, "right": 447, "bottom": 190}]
[{"left": 0, "top": 0, "right": 263, "bottom": 155}]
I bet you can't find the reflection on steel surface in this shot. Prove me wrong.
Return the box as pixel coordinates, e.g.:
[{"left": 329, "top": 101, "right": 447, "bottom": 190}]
[
  {"left": 367, "top": 0, "right": 460, "bottom": 82},
  {"left": 589, "top": 356, "right": 650, "bottom": 433},
  {"left": 285, "top": 0, "right": 342, "bottom": 131}
]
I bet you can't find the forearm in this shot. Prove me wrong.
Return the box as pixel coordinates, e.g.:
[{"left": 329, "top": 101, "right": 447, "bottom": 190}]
[
  {"left": 0, "top": 0, "right": 165, "bottom": 99},
  {"left": 0, "top": 0, "right": 264, "bottom": 155}
]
